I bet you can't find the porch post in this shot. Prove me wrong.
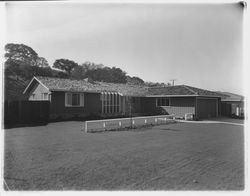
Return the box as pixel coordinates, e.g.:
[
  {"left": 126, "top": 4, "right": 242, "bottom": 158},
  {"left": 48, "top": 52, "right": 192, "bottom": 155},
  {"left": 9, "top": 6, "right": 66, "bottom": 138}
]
[
  {"left": 216, "top": 98, "right": 219, "bottom": 117},
  {"left": 195, "top": 97, "right": 198, "bottom": 118},
  {"left": 101, "top": 92, "right": 104, "bottom": 114}
]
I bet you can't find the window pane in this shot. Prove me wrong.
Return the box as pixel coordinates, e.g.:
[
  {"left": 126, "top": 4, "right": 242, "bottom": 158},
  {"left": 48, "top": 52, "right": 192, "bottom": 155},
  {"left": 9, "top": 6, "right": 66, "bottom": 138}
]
[
  {"left": 104, "top": 93, "right": 107, "bottom": 113},
  {"left": 72, "top": 93, "right": 80, "bottom": 106},
  {"left": 111, "top": 94, "right": 113, "bottom": 113},
  {"left": 162, "top": 98, "right": 166, "bottom": 106},
  {"left": 112, "top": 94, "right": 114, "bottom": 113},
  {"left": 43, "top": 93, "right": 48, "bottom": 100},
  {"left": 117, "top": 94, "right": 120, "bottom": 105},
  {"left": 66, "top": 93, "right": 71, "bottom": 106},
  {"left": 114, "top": 94, "right": 116, "bottom": 106},
  {"left": 107, "top": 94, "right": 109, "bottom": 113},
  {"left": 104, "top": 93, "right": 106, "bottom": 106},
  {"left": 166, "top": 98, "right": 169, "bottom": 106},
  {"left": 80, "top": 93, "right": 84, "bottom": 106},
  {"left": 157, "top": 98, "right": 161, "bottom": 106},
  {"left": 107, "top": 94, "right": 109, "bottom": 107}
]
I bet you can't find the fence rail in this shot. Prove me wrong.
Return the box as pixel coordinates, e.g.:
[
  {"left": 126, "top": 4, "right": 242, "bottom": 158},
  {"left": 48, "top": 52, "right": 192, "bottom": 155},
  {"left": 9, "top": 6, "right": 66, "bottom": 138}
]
[
  {"left": 4, "top": 100, "right": 50, "bottom": 128},
  {"left": 84, "top": 114, "right": 175, "bottom": 133}
]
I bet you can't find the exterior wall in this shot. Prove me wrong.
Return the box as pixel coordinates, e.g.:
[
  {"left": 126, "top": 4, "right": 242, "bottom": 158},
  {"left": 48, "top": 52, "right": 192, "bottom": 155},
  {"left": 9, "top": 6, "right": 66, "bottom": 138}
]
[
  {"left": 118, "top": 96, "right": 142, "bottom": 116},
  {"left": 141, "top": 97, "right": 196, "bottom": 117},
  {"left": 28, "top": 83, "right": 50, "bottom": 101},
  {"left": 221, "top": 101, "right": 244, "bottom": 117},
  {"left": 50, "top": 91, "right": 101, "bottom": 119},
  {"left": 162, "top": 97, "right": 195, "bottom": 117},
  {"left": 141, "top": 97, "right": 157, "bottom": 114},
  {"left": 131, "top": 97, "right": 141, "bottom": 113},
  {"left": 160, "top": 106, "right": 195, "bottom": 117}
]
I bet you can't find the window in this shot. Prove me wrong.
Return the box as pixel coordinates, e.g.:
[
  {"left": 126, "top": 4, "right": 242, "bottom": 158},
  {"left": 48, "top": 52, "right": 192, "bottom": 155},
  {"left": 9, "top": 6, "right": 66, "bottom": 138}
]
[
  {"left": 42, "top": 93, "right": 49, "bottom": 100},
  {"left": 101, "top": 92, "right": 120, "bottom": 114},
  {"left": 72, "top": 93, "right": 80, "bottom": 106},
  {"left": 156, "top": 97, "right": 170, "bottom": 106},
  {"left": 65, "top": 92, "right": 84, "bottom": 107}
]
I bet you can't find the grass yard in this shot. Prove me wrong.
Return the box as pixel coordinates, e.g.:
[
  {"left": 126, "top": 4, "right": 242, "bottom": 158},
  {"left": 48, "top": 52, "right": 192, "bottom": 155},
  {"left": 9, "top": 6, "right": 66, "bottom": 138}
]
[{"left": 4, "top": 121, "right": 244, "bottom": 190}]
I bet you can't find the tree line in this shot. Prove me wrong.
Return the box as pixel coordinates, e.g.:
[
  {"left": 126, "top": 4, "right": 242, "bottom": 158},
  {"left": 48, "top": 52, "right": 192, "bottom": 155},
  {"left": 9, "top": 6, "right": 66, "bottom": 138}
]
[{"left": 4, "top": 43, "right": 170, "bottom": 87}]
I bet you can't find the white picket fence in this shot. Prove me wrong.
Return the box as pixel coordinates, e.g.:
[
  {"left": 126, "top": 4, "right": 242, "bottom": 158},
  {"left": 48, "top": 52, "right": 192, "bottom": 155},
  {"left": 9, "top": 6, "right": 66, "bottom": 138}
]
[{"left": 84, "top": 114, "right": 175, "bottom": 133}]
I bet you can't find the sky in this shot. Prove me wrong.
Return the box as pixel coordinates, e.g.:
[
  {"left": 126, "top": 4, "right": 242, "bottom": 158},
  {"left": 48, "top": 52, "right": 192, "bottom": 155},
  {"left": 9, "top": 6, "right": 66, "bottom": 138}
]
[{"left": 5, "top": 2, "right": 244, "bottom": 94}]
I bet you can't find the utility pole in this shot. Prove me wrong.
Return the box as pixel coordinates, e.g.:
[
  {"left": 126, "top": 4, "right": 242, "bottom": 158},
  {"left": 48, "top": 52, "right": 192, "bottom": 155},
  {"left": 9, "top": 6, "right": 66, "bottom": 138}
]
[{"left": 170, "top": 79, "right": 177, "bottom": 86}]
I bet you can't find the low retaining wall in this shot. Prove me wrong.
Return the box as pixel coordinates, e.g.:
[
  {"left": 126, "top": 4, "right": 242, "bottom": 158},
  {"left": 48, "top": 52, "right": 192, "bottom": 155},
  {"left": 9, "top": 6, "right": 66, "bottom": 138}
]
[{"left": 84, "top": 114, "right": 175, "bottom": 133}]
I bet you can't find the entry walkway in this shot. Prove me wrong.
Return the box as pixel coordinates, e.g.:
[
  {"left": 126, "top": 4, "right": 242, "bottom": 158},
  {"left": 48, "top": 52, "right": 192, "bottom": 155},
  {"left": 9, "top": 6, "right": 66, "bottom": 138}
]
[{"left": 176, "top": 118, "right": 244, "bottom": 126}]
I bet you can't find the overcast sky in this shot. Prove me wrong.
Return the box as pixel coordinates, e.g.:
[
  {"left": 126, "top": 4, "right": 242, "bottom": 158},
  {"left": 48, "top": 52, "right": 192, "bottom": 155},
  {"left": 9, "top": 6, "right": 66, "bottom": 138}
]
[{"left": 5, "top": 2, "right": 244, "bottom": 94}]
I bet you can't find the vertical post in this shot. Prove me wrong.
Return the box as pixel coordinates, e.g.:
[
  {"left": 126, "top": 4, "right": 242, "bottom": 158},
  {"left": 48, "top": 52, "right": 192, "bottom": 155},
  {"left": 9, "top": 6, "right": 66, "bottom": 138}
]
[
  {"left": 195, "top": 97, "right": 198, "bottom": 120},
  {"left": 18, "top": 100, "right": 22, "bottom": 124},
  {"left": 216, "top": 98, "right": 219, "bottom": 117},
  {"left": 101, "top": 92, "right": 104, "bottom": 114},
  {"left": 85, "top": 121, "right": 88, "bottom": 133},
  {"left": 129, "top": 97, "right": 133, "bottom": 129}
]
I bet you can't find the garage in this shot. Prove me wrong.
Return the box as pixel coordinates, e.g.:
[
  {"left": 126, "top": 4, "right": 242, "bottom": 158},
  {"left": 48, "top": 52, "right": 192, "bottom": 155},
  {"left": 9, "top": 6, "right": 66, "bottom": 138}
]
[{"left": 196, "top": 97, "right": 218, "bottom": 119}]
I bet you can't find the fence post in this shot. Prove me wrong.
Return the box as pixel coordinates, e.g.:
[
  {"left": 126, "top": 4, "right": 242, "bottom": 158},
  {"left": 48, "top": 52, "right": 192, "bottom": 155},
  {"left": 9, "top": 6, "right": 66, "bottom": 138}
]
[{"left": 18, "top": 100, "right": 22, "bottom": 124}]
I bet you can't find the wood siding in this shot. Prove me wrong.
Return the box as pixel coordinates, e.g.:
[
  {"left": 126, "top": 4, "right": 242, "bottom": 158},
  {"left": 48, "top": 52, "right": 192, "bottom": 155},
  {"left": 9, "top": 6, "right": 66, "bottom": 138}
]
[
  {"left": 50, "top": 91, "right": 101, "bottom": 119},
  {"left": 159, "top": 106, "right": 195, "bottom": 117},
  {"left": 28, "top": 83, "right": 50, "bottom": 101},
  {"left": 141, "top": 97, "right": 195, "bottom": 117}
]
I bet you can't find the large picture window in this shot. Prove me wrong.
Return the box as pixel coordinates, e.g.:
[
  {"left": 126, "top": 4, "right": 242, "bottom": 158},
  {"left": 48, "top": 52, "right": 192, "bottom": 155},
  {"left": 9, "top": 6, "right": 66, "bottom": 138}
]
[
  {"left": 156, "top": 97, "right": 170, "bottom": 106},
  {"left": 101, "top": 92, "right": 120, "bottom": 114},
  {"left": 65, "top": 92, "right": 84, "bottom": 107}
]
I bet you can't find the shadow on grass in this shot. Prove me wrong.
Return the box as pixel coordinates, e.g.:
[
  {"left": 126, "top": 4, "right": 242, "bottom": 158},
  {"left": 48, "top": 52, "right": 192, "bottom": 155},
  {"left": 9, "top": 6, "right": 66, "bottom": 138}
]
[{"left": 161, "top": 128, "right": 182, "bottom": 132}]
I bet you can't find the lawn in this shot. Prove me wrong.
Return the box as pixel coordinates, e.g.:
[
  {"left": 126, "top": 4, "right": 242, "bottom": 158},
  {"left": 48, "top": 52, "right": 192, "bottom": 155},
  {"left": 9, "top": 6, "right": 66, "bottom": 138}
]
[{"left": 4, "top": 121, "right": 244, "bottom": 190}]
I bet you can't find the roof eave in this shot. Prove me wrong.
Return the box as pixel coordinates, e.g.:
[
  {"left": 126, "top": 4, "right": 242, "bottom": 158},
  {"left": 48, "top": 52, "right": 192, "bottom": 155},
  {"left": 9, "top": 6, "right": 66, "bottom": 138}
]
[
  {"left": 146, "top": 94, "right": 197, "bottom": 97},
  {"left": 146, "top": 94, "right": 222, "bottom": 98},
  {"left": 23, "top": 76, "right": 50, "bottom": 94}
]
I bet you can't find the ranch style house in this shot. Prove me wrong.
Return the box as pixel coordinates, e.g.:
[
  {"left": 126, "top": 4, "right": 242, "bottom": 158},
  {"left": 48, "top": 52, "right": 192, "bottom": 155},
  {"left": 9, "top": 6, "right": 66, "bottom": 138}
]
[{"left": 24, "top": 76, "right": 223, "bottom": 120}]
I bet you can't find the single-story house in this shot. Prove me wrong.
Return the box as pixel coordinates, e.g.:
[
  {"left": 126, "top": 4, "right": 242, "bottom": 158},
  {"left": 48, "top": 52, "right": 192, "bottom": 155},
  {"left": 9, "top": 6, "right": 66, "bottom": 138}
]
[
  {"left": 23, "top": 76, "right": 223, "bottom": 120},
  {"left": 218, "top": 92, "right": 244, "bottom": 117}
]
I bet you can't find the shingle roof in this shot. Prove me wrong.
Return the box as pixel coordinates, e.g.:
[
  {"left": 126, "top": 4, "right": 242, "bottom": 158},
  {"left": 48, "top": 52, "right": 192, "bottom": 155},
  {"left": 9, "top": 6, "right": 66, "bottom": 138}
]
[
  {"left": 218, "top": 92, "right": 244, "bottom": 102},
  {"left": 35, "top": 76, "right": 148, "bottom": 97},
  {"left": 147, "top": 85, "right": 222, "bottom": 97},
  {"left": 29, "top": 77, "right": 222, "bottom": 97},
  {"left": 147, "top": 85, "right": 195, "bottom": 96}
]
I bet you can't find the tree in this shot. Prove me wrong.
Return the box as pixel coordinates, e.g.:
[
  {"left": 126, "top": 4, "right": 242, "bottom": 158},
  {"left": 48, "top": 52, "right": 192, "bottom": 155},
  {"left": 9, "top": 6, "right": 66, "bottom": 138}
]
[
  {"left": 126, "top": 76, "right": 144, "bottom": 85},
  {"left": 145, "top": 81, "right": 171, "bottom": 87},
  {"left": 82, "top": 61, "right": 104, "bottom": 70},
  {"left": 110, "top": 67, "right": 127, "bottom": 83},
  {"left": 5, "top": 43, "right": 39, "bottom": 67},
  {"left": 86, "top": 66, "right": 127, "bottom": 83},
  {"left": 53, "top": 59, "right": 78, "bottom": 75},
  {"left": 70, "top": 66, "right": 87, "bottom": 80},
  {"left": 36, "top": 57, "right": 49, "bottom": 67}
]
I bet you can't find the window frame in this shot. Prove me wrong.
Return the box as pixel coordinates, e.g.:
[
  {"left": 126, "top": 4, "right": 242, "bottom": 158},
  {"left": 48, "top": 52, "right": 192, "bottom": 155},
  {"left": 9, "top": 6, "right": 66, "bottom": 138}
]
[
  {"left": 156, "top": 97, "right": 170, "bottom": 107},
  {"left": 101, "top": 92, "right": 120, "bottom": 114},
  {"left": 65, "top": 92, "right": 84, "bottom": 107},
  {"left": 42, "top": 93, "right": 49, "bottom": 100}
]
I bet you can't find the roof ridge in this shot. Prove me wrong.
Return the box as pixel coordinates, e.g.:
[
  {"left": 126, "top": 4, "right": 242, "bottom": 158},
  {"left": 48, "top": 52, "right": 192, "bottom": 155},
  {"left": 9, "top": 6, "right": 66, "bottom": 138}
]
[
  {"left": 182, "top": 85, "right": 198, "bottom": 95},
  {"left": 148, "top": 85, "right": 183, "bottom": 89}
]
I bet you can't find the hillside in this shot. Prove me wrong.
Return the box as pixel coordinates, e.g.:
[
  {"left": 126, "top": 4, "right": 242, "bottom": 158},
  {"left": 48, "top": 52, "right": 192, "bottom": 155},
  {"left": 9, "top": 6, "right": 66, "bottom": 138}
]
[{"left": 4, "top": 76, "right": 29, "bottom": 101}]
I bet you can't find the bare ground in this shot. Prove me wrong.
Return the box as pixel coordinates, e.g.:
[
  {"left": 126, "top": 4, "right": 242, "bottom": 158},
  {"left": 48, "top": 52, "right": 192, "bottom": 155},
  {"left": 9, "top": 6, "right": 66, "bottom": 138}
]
[{"left": 4, "top": 120, "right": 244, "bottom": 190}]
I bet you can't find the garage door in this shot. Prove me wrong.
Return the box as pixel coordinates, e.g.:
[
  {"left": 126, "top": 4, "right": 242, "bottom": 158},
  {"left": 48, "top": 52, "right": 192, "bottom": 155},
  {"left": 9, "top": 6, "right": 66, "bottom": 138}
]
[{"left": 197, "top": 98, "right": 217, "bottom": 119}]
